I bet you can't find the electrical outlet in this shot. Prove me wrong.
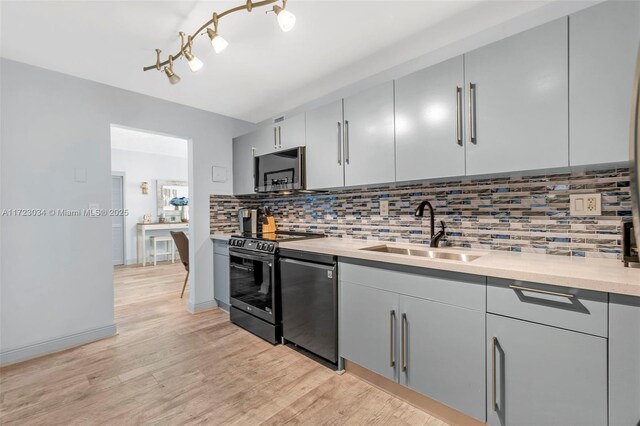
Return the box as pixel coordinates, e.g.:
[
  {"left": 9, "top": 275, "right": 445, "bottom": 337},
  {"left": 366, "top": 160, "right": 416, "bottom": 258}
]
[
  {"left": 570, "top": 193, "right": 602, "bottom": 216},
  {"left": 379, "top": 199, "right": 389, "bottom": 217}
]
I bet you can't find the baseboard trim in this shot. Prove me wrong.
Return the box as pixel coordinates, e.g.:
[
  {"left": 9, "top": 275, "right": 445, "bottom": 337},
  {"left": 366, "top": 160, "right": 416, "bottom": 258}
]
[
  {"left": 345, "top": 360, "right": 486, "bottom": 426},
  {"left": 0, "top": 324, "right": 117, "bottom": 367},
  {"left": 215, "top": 300, "right": 230, "bottom": 313},
  {"left": 186, "top": 299, "right": 217, "bottom": 313}
]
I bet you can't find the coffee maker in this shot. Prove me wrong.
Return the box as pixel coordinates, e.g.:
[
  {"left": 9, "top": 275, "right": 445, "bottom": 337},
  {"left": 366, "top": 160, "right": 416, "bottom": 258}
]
[
  {"left": 238, "top": 208, "right": 258, "bottom": 235},
  {"left": 623, "top": 220, "right": 639, "bottom": 267}
]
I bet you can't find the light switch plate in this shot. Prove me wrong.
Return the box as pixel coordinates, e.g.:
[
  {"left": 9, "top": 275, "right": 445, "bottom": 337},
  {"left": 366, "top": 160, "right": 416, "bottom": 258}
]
[
  {"left": 570, "top": 193, "right": 602, "bottom": 216},
  {"left": 379, "top": 199, "right": 389, "bottom": 217},
  {"left": 212, "top": 166, "right": 227, "bottom": 183}
]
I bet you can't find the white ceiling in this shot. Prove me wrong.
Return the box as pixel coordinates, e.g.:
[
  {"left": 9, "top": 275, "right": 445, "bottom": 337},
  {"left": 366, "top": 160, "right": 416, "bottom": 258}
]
[
  {"left": 111, "top": 126, "right": 188, "bottom": 159},
  {"left": 1, "top": 1, "right": 576, "bottom": 123}
]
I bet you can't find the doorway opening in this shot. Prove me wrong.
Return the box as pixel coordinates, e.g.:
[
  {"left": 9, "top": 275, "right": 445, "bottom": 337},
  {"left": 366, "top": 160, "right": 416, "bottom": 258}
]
[{"left": 109, "top": 126, "right": 190, "bottom": 281}]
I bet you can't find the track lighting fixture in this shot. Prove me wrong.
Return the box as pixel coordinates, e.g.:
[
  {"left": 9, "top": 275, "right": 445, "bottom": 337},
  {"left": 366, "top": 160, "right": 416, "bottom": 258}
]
[
  {"left": 273, "top": 0, "right": 296, "bottom": 32},
  {"left": 180, "top": 32, "right": 204, "bottom": 72},
  {"left": 144, "top": 0, "right": 296, "bottom": 84},
  {"left": 207, "top": 28, "right": 229, "bottom": 54},
  {"left": 164, "top": 55, "right": 181, "bottom": 85}
]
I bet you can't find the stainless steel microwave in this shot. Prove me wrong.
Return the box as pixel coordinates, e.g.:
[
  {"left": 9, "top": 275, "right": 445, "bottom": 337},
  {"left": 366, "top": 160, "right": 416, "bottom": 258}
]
[{"left": 254, "top": 147, "right": 306, "bottom": 193}]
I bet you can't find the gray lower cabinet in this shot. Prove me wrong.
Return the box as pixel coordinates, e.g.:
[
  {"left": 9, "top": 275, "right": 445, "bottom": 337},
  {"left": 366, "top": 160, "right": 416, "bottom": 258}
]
[
  {"left": 609, "top": 294, "right": 640, "bottom": 426},
  {"left": 213, "top": 240, "right": 230, "bottom": 309},
  {"left": 569, "top": 0, "right": 640, "bottom": 166},
  {"left": 395, "top": 55, "right": 466, "bottom": 182},
  {"left": 399, "top": 295, "right": 485, "bottom": 421},
  {"left": 464, "top": 18, "right": 569, "bottom": 175},
  {"left": 306, "top": 99, "right": 345, "bottom": 190},
  {"left": 340, "top": 281, "right": 398, "bottom": 381},
  {"left": 487, "top": 314, "right": 607, "bottom": 426},
  {"left": 343, "top": 81, "right": 395, "bottom": 187}
]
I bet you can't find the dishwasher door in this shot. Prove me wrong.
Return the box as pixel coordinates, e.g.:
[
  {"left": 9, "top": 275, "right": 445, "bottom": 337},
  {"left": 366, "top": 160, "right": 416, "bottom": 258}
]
[{"left": 279, "top": 253, "right": 337, "bottom": 363}]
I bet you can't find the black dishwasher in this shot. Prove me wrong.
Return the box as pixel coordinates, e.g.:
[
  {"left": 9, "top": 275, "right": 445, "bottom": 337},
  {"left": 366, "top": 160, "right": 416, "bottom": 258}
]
[{"left": 279, "top": 249, "right": 338, "bottom": 365}]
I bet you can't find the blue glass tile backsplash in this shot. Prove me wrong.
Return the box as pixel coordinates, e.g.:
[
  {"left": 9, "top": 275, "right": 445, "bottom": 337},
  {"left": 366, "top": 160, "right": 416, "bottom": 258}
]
[{"left": 210, "top": 168, "right": 630, "bottom": 259}]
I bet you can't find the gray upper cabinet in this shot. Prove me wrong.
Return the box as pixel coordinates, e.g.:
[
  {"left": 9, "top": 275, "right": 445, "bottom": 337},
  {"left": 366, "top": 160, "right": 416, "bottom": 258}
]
[
  {"left": 487, "top": 314, "right": 607, "bottom": 426},
  {"left": 271, "top": 113, "right": 306, "bottom": 152},
  {"left": 609, "top": 294, "right": 640, "bottom": 426},
  {"left": 306, "top": 100, "right": 345, "bottom": 190},
  {"left": 343, "top": 81, "right": 395, "bottom": 187},
  {"left": 340, "top": 280, "right": 398, "bottom": 381},
  {"left": 232, "top": 132, "right": 255, "bottom": 195},
  {"left": 465, "top": 18, "right": 569, "bottom": 175},
  {"left": 395, "top": 56, "right": 466, "bottom": 182},
  {"left": 400, "top": 295, "right": 485, "bottom": 422},
  {"left": 569, "top": 0, "right": 640, "bottom": 166}
]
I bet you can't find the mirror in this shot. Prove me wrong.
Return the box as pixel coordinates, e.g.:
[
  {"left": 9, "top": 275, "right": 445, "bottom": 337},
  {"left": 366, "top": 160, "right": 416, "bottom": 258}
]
[{"left": 157, "top": 180, "right": 188, "bottom": 218}]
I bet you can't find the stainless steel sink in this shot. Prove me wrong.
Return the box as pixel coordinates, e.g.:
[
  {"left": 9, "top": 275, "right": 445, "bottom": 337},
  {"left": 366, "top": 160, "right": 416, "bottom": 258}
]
[{"left": 361, "top": 245, "right": 481, "bottom": 262}]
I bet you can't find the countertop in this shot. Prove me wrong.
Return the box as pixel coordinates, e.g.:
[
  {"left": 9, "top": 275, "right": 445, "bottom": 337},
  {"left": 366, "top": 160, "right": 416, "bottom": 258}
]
[
  {"left": 279, "top": 238, "right": 640, "bottom": 297},
  {"left": 210, "top": 233, "right": 233, "bottom": 241}
]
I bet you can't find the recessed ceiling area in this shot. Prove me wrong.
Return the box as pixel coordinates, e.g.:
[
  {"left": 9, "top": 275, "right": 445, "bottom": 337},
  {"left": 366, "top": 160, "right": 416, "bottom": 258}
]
[{"left": 1, "top": 1, "right": 575, "bottom": 123}]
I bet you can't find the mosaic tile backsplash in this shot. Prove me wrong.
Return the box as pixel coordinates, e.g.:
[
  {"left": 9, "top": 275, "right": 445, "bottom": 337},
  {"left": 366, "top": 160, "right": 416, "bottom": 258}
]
[{"left": 210, "top": 168, "right": 631, "bottom": 259}]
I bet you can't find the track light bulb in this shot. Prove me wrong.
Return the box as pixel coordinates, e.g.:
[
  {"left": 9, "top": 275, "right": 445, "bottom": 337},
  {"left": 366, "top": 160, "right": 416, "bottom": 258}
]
[
  {"left": 274, "top": 5, "right": 296, "bottom": 32},
  {"left": 184, "top": 51, "right": 203, "bottom": 72},
  {"left": 207, "top": 28, "right": 228, "bottom": 54},
  {"left": 164, "top": 66, "right": 181, "bottom": 84}
]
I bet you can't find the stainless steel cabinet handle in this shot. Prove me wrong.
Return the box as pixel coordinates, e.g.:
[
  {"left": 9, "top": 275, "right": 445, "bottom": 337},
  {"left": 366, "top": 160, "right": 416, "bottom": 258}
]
[
  {"left": 389, "top": 310, "right": 396, "bottom": 367},
  {"left": 456, "top": 86, "right": 463, "bottom": 146},
  {"left": 344, "top": 120, "right": 350, "bottom": 165},
  {"left": 278, "top": 126, "right": 282, "bottom": 148},
  {"left": 468, "top": 83, "right": 477, "bottom": 145},
  {"left": 492, "top": 336, "right": 497, "bottom": 412},
  {"left": 273, "top": 127, "right": 278, "bottom": 149},
  {"left": 401, "top": 313, "right": 407, "bottom": 372},
  {"left": 337, "top": 122, "right": 342, "bottom": 165},
  {"left": 252, "top": 147, "right": 256, "bottom": 179},
  {"left": 508, "top": 284, "right": 574, "bottom": 299}
]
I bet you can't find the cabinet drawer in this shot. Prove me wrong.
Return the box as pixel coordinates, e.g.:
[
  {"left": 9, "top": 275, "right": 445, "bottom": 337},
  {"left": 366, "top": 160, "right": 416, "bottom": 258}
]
[
  {"left": 340, "top": 260, "right": 485, "bottom": 311},
  {"left": 487, "top": 278, "right": 607, "bottom": 337},
  {"left": 213, "top": 240, "right": 229, "bottom": 256}
]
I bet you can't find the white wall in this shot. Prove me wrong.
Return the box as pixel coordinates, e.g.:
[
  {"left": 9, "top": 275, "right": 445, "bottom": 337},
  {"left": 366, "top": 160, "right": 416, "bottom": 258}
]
[
  {"left": 0, "top": 59, "right": 253, "bottom": 364},
  {"left": 111, "top": 146, "right": 188, "bottom": 265}
]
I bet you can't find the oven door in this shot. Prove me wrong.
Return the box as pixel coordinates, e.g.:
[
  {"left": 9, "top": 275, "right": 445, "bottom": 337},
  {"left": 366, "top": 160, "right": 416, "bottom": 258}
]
[{"left": 229, "top": 248, "right": 277, "bottom": 324}]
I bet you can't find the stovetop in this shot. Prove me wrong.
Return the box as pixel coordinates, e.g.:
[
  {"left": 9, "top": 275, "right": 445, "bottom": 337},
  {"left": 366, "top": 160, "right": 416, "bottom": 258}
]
[{"left": 229, "top": 231, "right": 324, "bottom": 253}]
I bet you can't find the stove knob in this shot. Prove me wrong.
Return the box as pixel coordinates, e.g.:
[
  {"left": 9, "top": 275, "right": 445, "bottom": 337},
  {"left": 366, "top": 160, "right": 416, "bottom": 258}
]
[
  {"left": 268, "top": 244, "right": 275, "bottom": 252},
  {"left": 230, "top": 240, "right": 236, "bottom": 246},
  {"left": 257, "top": 242, "right": 264, "bottom": 250}
]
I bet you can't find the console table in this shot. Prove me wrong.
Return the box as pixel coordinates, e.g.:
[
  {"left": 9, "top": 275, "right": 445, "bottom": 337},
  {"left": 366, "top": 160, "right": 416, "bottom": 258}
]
[{"left": 137, "top": 222, "right": 189, "bottom": 266}]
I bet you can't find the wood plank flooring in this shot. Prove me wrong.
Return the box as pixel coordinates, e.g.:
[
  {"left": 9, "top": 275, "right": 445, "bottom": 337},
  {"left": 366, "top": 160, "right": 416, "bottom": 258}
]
[{"left": 1, "top": 262, "right": 449, "bottom": 425}]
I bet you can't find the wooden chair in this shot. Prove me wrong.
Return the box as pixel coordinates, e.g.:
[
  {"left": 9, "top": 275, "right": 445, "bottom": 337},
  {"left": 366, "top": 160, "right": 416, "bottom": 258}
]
[{"left": 170, "top": 231, "right": 189, "bottom": 298}]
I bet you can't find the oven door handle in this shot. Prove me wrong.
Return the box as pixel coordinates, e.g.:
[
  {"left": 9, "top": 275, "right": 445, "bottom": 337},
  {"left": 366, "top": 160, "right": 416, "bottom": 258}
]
[
  {"left": 229, "top": 249, "right": 273, "bottom": 263},
  {"left": 230, "top": 264, "right": 254, "bottom": 272}
]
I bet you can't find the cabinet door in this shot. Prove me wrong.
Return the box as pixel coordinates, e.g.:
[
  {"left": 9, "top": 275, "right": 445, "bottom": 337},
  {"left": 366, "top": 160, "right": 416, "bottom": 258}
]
[
  {"left": 569, "top": 0, "right": 640, "bottom": 166},
  {"left": 399, "top": 295, "right": 485, "bottom": 421},
  {"left": 232, "top": 133, "right": 256, "bottom": 195},
  {"left": 306, "top": 100, "right": 345, "bottom": 190},
  {"left": 609, "top": 294, "right": 640, "bottom": 426},
  {"left": 213, "top": 248, "right": 230, "bottom": 307},
  {"left": 487, "top": 314, "right": 607, "bottom": 426},
  {"left": 343, "top": 81, "right": 395, "bottom": 187},
  {"left": 340, "top": 281, "right": 398, "bottom": 381},
  {"left": 395, "top": 56, "right": 466, "bottom": 182},
  {"left": 465, "top": 18, "right": 568, "bottom": 175},
  {"left": 277, "top": 113, "right": 306, "bottom": 151}
]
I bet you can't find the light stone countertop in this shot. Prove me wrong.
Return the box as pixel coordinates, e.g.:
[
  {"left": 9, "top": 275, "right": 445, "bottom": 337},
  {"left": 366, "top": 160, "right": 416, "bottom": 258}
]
[
  {"left": 210, "top": 233, "right": 233, "bottom": 241},
  {"left": 279, "top": 237, "right": 640, "bottom": 297}
]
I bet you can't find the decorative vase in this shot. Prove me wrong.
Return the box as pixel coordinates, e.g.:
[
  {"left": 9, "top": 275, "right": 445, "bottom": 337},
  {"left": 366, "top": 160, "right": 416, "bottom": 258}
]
[{"left": 181, "top": 206, "right": 189, "bottom": 223}]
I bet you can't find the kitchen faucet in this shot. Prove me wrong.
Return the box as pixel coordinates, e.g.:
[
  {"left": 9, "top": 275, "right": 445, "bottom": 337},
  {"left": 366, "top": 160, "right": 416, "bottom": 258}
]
[{"left": 415, "top": 200, "right": 446, "bottom": 248}]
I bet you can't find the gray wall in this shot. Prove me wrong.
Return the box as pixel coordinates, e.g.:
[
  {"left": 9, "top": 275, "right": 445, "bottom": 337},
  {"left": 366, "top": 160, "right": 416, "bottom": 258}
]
[{"left": 0, "top": 59, "right": 252, "bottom": 363}]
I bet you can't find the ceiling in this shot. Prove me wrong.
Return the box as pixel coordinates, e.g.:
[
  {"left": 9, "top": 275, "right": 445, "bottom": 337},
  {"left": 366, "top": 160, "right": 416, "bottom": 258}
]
[{"left": 1, "top": 1, "right": 566, "bottom": 123}]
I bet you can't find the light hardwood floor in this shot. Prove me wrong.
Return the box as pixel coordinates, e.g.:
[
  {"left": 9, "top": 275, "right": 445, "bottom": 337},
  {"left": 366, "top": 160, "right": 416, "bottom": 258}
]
[{"left": 0, "top": 262, "right": 449, "bottom": 426}]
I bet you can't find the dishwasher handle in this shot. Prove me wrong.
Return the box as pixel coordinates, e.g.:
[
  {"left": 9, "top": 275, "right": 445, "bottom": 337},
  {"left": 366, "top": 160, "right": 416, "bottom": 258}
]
[{"left": 279, "top": 257, "right": 335, "bottom": 271}]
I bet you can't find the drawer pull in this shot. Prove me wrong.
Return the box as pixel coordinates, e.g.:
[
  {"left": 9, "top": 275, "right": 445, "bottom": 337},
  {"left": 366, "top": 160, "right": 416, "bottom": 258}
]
[
  {"left": 508, "top": 284, "right": 574, "bottom": 299},
  {"left": 492, "top": 336, "right": 497, "bottom": 412}
]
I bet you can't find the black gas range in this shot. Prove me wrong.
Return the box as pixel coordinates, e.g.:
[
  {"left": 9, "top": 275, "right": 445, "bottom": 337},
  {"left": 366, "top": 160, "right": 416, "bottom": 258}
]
[{"left": 228, "top": 231, "right": 324, "bottom": 344}]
